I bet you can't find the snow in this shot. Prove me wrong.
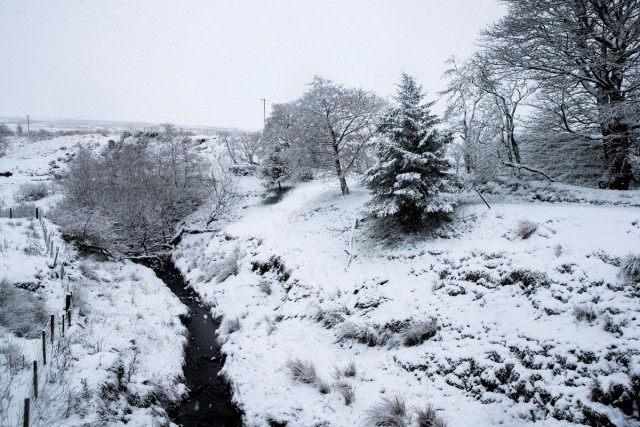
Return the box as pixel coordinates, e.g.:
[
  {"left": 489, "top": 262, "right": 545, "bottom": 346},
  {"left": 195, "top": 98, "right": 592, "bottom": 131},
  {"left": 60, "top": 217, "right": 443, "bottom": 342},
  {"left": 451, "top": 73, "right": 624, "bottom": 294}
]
[
  {"left": 175, "top": 177, "right": 640, "bottom": 426},
  {"left": 2, "top": 130, "right": 640, "bottom": 426}
]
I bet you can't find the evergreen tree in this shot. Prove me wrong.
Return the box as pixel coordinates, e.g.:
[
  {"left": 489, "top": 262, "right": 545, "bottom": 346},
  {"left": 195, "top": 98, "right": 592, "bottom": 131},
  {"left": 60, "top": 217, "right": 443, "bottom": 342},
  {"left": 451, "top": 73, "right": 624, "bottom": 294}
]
[{"left": 367, "top": 73, "right": 456, "bottom": 223}]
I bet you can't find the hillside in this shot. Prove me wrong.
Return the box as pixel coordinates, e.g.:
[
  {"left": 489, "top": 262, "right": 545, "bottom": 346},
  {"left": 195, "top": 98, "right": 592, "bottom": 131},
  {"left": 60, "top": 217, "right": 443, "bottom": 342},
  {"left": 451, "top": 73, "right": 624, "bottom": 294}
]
[
  {"left": 175, "top": 178, "right": 640, "bottom": 426},
  {"left": 1, "top": 131, "right": 639, "bottom": 426}
]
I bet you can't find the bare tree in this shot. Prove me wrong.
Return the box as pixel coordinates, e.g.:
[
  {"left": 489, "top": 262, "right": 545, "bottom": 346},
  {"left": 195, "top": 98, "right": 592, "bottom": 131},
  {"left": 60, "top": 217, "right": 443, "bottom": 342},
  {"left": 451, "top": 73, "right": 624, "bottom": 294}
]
[
  {"left": 261, "top": 77, "right": 384, "bottom": 196},
  {"left": 219, "top": 130, "right": 262, "bottom": 165},
  {"left": 301, "top": 77, "right": 384, "bottom": 195},
  {"left": 482, "top": 0, "right": 640, "bottom": 189}
]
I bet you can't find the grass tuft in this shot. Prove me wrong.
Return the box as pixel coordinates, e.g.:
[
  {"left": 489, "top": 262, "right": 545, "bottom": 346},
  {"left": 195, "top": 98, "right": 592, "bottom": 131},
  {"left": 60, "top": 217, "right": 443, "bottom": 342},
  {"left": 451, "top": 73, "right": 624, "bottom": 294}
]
[
  {"left": 620, "top": 253, "right": 640, "bottom": 281},
  {"left": 364, "top": 394, "right": 408, "bottom": 427},
  {"left": 286, "top": 358, "right": 317, "bottom": 384},
  {"left": 414, "top": 404, "right": 448, "bottom": 427},
  {"left": 0, "top": 277, "right": 47, "bottom": 337}
]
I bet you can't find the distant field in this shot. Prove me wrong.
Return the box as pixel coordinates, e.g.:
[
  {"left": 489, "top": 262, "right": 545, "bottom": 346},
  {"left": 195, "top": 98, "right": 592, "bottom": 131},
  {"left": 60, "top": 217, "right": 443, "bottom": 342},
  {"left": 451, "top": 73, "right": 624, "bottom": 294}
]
[{"left": 0, "top": 115, "right": 236, "bottom": 134}]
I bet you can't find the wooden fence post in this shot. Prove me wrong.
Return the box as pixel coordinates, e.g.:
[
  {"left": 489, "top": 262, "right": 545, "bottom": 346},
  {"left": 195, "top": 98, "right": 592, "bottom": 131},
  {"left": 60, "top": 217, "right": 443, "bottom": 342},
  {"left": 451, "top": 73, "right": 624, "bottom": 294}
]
[
  {"left": 41, "top": 331, "right": 46, "bottom": 365},
  {"left": 9, "top": 207, "right": 12, "bottom": 219},
  {"left": 61, "top": 314, "right": 65, "bottom": 337},
  {"left": 66, "top": 293, "right": 72, "bottom": 326},
  {"left": 33, "top": 361, "right": 38, "bottom": 400},
  {"left": 23, "top": 398, "right": 30, "bottom": 427},
  {"left": 35, "top": 207, "right": 39, "bottom": 219},
  {"left": 50, "top": 315, "right": 54, "bottom": 344},
  {"left": 53, "top": 247, "right": 59, "bottom": 267}
]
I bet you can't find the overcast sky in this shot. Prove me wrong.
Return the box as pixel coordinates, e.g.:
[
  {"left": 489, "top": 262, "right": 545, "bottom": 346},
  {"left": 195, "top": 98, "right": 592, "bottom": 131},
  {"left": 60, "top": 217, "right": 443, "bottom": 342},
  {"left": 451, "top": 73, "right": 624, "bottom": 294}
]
[{"left": 0, "top": 0, "right": 504, "bottom": 130}]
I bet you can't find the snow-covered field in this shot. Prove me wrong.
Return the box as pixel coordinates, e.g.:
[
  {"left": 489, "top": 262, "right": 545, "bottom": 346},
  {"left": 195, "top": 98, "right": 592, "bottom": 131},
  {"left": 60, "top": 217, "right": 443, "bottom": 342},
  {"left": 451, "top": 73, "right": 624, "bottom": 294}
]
[
  {"left": 2, "top": 131, "right": 640, "bottom": 426},
  {"left": 175, "top": 178, "right": 640, "bottom": 426}
]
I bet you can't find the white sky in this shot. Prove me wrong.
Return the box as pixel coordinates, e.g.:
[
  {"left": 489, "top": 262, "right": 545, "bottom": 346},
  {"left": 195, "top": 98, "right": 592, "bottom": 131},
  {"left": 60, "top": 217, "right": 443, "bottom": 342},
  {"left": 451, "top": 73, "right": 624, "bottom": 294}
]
[{"left": 0, "top": 0, "right": 504, "bottom": 130}]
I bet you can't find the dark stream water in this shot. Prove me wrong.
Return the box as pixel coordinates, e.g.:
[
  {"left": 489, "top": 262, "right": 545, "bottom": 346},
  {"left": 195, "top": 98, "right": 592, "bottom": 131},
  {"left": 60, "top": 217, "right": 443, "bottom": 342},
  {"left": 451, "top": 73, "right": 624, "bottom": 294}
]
[{"left": 150, "top": 261, "right": 243, "bottom": 427}]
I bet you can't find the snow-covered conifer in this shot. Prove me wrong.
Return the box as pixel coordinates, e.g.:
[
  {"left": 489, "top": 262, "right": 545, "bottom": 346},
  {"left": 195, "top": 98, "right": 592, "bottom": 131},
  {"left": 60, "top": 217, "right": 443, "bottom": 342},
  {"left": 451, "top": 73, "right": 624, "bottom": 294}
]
[{"left": 367, "top": 73, "right": 456, "bottom": 223}]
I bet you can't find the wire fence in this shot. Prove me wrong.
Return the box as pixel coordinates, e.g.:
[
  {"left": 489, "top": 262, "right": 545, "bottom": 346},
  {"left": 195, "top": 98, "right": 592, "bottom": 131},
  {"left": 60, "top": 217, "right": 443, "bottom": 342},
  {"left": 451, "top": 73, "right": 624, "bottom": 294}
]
[{"left": 0, "top": 206, "right": 74, "bottom": 427}]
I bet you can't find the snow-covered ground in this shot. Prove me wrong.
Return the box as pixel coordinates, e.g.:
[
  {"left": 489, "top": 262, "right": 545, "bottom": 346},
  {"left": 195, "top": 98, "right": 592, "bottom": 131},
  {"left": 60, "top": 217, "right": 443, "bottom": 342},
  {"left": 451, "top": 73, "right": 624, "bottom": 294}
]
[
  {"left": 2, "top": 131, "right": 640, "bottom": 426},
  {"left": 0, "top": 134, "right": 189, "bottom": 426},
  {"left": 175, "top": 178, "right": 640, "bottom": 426}
]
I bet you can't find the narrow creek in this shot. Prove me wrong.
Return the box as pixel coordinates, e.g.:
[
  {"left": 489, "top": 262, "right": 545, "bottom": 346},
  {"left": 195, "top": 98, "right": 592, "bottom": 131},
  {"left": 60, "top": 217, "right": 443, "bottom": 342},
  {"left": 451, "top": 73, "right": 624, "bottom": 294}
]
[{"left": 150, "top": 261, "right": 243, "bottom": 427}]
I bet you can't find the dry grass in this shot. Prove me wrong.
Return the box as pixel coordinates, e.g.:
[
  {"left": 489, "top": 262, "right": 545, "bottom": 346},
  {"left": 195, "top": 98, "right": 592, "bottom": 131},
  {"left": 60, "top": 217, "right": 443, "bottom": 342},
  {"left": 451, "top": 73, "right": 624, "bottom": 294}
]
[
  {"left": 414, "top": 404, "right": 448, "bottom": 427},
  {"left": 620, "top": 253, "right": 640, "bottom": 281},
  {"left": 516, "top": 219, "right": 538, "bottom": 239},
  {"left": 0, "top": 277, "right": 47, "bottom": 337},
  {"left": 364, "top": 394, "right": 408, "bottom": 427},
  {"left": 286, "top": 358, "right": 317, "bottom": 384}
]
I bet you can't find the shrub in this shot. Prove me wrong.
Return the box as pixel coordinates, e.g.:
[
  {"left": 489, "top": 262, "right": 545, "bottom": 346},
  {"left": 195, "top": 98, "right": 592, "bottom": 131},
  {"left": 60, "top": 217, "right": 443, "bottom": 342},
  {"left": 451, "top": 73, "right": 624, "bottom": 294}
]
[
  {"left": 0, "top": 277, "right": 47, "bottom": 337},
  {"left": 0, "top": 337, "right": 26, "bottom": 375},
  {"left": 402, "top": 318, "right": 438, "bottom": 346},
  {"left": 14, "top": 182, "right": 51, "bottom": 202},
  {"left": 414, "top": 405, "right": 448, "bottom": 427},
  {"left": 573, "top": 304, "right": 598, "bottom": 323},
  {"left": 286, "top": 358, "right": 317, "bottom": 384},
  {"left": 364, "top": 394, "right": 408, "bottom": 427},
  {"left": 620, "top": 253, "right": 640, "bottom": 281},
  {"left": 317, "top": 378, "right": 331, "bottom": 394},
  {"left": 516, "top": 220, "right": 538, "bottom": 239}
]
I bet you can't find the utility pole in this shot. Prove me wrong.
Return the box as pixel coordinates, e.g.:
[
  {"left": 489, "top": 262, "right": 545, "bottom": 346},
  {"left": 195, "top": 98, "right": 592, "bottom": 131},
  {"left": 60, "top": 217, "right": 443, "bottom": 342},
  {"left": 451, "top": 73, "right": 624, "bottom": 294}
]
[
  {"left": 261, "top": 98, "right": 266, "bottom": 127},
  {"left": 26, "top": 115, "right": 30, "bottom": 142}
]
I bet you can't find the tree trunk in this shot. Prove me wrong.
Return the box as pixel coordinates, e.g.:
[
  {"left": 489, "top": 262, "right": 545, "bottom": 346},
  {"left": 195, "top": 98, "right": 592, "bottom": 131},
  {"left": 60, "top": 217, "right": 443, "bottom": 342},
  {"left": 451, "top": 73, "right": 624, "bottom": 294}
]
[
  {"left": 598, "top": 92, "right": 632, "bottom": 190},
  {"left": 333, "top": 144, "right": 349, "bottom": 196}
]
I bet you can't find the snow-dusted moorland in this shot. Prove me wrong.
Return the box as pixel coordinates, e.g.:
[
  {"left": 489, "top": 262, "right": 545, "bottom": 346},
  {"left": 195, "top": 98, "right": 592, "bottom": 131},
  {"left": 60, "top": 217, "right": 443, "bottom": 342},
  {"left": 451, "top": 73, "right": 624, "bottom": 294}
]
[
  {"left": 1, "top": 131, "right": 639, "bottom": 426},
  {"left": 175, "top": 176, "right": 640, "bottom": 426}
]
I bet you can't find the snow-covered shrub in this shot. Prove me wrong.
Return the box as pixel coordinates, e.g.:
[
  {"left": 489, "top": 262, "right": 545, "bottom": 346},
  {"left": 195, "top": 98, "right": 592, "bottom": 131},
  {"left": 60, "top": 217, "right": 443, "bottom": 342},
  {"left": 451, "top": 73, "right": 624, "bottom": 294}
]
[
  {"left": 364, "top": 394, "right": 408, "bottom": 427},
  {"left": 603, "top": 314, "right": 628, "bottom": 335},
  {"left": 335, "top": 380, "right": 355, "bottom": 405},
  {"left": 0, "top": 337, "right": 26, "bottom": 375},
  {"left": 0, "top": 277, "right": 47, "bottom": 337},
  {"left": 590, "top": 376, "right": 636, "bottom": 418},
  {"left": 573, "top": 304, "right": 598, "bottom": 323},
  {"left": 499, "top": 269, "right": 550, "bottom": 295},
  {"left": 14, "top": 182, "right": 51, "bottom": 202},
  {"left": 516, "top": 219, "right": 538, "bottom": 239},
  {"left": 402, "top": 318, "right": 438, "bottom": 346},
  {"left": 414, "top": 404, "right": 448, "bottom": 427},
  {"left": 620, "top": 253, "right": 640, "bottom": 281},
  {"left": 286, "top": 358, "right": 317, "bottom": 384},
  {"left": 312, "top": 303, "right": 349, "bottom": 329}
]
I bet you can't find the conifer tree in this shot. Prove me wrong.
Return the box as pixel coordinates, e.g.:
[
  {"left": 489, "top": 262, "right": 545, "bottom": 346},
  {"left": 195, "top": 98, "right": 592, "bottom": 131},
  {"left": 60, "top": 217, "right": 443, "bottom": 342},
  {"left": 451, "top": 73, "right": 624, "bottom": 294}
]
[{"left": 367, "top": 73, "right": 456, "bottom": 223}]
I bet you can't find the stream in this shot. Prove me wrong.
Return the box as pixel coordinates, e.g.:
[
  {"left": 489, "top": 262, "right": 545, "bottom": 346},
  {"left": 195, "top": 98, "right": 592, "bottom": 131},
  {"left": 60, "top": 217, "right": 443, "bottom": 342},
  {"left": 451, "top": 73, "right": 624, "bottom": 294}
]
[{"left": 151, "top": 261, "right": 243, "bottom": 427}]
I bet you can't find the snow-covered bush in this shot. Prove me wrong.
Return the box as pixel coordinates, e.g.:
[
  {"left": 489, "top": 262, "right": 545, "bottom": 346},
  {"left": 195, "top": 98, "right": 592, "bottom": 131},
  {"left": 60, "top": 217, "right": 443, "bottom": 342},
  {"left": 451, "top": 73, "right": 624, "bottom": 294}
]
[
  {"left": 364, "top": 394, "right": 408, "bottom": 427},
  {"left": 620, "top": 253, "right": 640, "bottom": 281},
  {"left": 14, "top": 182, "right": 51, "bottom": 202},
  {"left": 402, "top": 318, "right": 438, "bottom": 346},
  {"left": 573, "top": 304, "right": 598, "bottom": 323}
]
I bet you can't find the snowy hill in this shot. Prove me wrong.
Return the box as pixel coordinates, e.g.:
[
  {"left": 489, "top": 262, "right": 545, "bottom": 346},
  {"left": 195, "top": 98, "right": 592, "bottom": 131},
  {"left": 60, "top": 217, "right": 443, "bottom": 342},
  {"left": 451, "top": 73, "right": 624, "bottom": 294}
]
[{"left": 175, "top": 178, "right": 640, "bottom": 426}]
